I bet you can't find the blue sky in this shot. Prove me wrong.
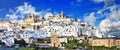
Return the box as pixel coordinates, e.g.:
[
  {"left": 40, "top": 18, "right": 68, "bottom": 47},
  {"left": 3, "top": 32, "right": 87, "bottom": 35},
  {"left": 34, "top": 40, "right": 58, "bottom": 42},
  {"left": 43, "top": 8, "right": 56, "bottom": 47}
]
[{"left": 0, "top": 0, "right": 120, "bottom": 27}]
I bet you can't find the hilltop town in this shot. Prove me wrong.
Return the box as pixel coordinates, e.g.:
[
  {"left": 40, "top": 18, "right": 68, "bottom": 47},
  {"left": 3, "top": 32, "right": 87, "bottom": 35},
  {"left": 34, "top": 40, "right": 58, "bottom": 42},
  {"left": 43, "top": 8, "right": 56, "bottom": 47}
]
[{"left": 0, "top": 12, "right": 120, "bottom": 50}]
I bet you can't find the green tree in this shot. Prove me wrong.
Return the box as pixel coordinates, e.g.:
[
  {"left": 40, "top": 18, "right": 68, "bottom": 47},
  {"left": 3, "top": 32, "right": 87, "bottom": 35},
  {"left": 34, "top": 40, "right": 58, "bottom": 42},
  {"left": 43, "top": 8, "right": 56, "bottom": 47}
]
[
  {"left": 78, "top": 42, "right": 87, "bottom": 47},
  {"left": 20, "top": 39, "right": 26, "bottom": 47},
  {"left": 14, "top": 39, "right": 26, "bottom": 47},
  {"left": 93, "top": 36, "right": 98, "bottom": 39},
  {"left": 61, "top": 42, "right": 66, "bottom": 47}
]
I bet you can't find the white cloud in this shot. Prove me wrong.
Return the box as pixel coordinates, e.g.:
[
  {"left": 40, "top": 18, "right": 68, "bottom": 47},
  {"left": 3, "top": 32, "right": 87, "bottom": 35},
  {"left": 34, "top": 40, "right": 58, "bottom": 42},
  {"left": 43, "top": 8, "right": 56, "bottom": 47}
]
[
  {"left": 97, "top": 4, "right": 118, "bottom": 14},
  {"left": 92, "top": 0, "right": 104, "bottom": 3},
  {"left": 44, "top": 12, "right": 53, "bottom": 19},
  {"left": 92, "top": 0, "right": 115, "bottom": 8},
  {"left": 6, "top": 2, "right": 40, "bottom": 20},
  {"left": 6, "top": 2, "right": 53, "bottom": 20},
  {"left": 109, "top": 5, "right": 120, "bottom": 20},
  {"left": 83, "top": 1, "right": 119, "bottom": 36},
  {"left": 110, "top": 10, "right": 120, "bottom": 20},
  {"left": 6, "top": 14, "right": 18, "bottom": 20},
  {"left": 84, "top": 12, "right": 96, "bottom": 25},
  {"left": 99, "top": 4, "right": 120, "bottom": 32},
  {"left": 99, "top": 18, "right": 111, "bottom": 30}
]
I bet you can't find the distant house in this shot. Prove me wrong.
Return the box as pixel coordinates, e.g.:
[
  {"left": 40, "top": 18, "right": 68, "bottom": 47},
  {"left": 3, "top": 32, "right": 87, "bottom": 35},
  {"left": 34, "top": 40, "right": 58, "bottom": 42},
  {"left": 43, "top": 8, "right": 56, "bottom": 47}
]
[{"left": 88, "top": 38, "right": 120, "bottom": 47}]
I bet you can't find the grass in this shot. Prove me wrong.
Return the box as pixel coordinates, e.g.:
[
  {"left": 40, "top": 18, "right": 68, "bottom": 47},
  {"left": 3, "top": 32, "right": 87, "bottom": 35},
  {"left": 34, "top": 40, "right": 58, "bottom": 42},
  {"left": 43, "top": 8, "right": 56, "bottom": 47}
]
[
  {"left": 15, "top": 48, "right": 35, "bottom": 50},
  {"left": 14, "top": 47, "right": 59, "bottom": 50}
]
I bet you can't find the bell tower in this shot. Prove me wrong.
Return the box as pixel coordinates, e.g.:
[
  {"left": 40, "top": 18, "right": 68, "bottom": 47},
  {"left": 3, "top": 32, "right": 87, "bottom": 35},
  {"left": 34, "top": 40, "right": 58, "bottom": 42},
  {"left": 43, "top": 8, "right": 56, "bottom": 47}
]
[
  {"left": 61, "top": 11, "right": 64, "bottom": 16},
  {"left": 51, "top": 33, "right": 59, "bottom": 47}
]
